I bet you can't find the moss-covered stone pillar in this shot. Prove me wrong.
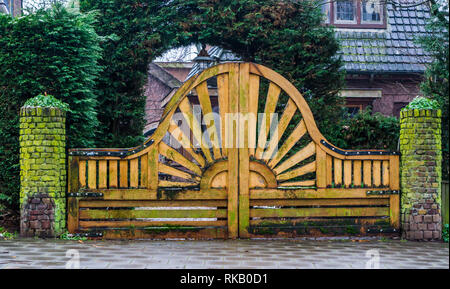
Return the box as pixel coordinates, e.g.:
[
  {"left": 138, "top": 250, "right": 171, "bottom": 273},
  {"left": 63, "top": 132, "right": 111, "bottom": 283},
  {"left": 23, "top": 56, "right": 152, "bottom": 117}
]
[
  {"left": 20, "top": 106, "right": 66, "bottom": 237},
  {"left": 400, "top": 109, "right": 442, "bottom": 240}
]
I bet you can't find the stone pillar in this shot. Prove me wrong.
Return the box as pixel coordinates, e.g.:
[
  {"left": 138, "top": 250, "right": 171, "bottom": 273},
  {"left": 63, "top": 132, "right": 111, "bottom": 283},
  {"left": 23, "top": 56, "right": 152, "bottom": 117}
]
[
  {"left": 20, "top": 107, "right": 66, "bottom": 237},
  {"left": 400, "top": 109, "right": 442, "bottom": 240}
]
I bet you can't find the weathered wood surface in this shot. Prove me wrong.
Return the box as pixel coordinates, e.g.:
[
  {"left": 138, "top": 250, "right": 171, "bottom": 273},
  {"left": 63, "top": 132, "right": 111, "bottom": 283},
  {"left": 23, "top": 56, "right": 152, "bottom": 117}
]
[{"left": 67, "top": 62, "right": 400, "bottom": 239}]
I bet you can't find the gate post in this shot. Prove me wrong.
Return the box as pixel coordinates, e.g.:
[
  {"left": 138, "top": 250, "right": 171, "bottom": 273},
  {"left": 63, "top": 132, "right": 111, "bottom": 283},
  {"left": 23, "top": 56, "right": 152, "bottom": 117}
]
[
  {"left": 400, "top": 109, "right": 442, "bottom": 240},
  {"left": 19, "top": 106, "right": 67, "bottom": 237}
]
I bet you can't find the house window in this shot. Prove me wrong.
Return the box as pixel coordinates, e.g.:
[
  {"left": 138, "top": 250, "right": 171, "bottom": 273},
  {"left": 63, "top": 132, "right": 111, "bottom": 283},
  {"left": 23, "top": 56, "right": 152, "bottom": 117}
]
[
  {"left": 335, "top": 0, "right": 356, "bottom": 23},
  {"left": 361, "top": 0, "right": 382, "bottom": 23},
  {"left": 344, "top": 104, "right": 363, "bottom": 118},
  {"left": 321, "top": 1, "right": 331, "bottom": 23},
  {"left": 325, "top": 0, "right": 385, "bottom": 28}
]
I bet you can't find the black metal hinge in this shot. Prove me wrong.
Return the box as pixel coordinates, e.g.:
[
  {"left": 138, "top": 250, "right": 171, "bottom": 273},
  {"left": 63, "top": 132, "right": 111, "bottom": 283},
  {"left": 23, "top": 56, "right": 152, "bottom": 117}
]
[
  {"left": 366, "top": 190, "right": 400, "bottom": 196},
  {"left": 67, "top": 192, "right": 104, "bottom": 198}
]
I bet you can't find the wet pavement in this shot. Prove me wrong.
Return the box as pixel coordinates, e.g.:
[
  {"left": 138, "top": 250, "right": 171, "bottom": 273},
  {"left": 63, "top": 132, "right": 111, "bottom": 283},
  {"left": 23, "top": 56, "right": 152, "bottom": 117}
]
[{"left": 0, "top": 238, "right": 448, "bottom": 269}]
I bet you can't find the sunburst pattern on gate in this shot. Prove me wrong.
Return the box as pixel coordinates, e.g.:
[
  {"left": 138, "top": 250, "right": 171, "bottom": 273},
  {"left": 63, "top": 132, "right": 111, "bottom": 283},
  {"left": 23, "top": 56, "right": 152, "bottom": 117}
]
[{"left": 157, "top": 68, "right": 317, "bottom": 189}]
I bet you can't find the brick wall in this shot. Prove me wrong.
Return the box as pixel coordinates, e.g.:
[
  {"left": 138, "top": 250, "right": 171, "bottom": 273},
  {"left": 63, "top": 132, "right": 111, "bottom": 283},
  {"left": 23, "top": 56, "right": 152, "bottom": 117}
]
[
  {"left": 400, "top": 109, "right": 442, "bottom": 240},
  {"left": 345, "top": 74, "right": 422, "bottom": 116},
  {"left": 19, "top": 107, "right": 66, "bottom": 237}
]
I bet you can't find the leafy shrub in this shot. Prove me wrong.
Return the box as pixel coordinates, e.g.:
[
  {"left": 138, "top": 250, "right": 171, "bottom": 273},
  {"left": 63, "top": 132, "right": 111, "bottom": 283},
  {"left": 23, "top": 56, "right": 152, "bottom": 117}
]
[
  {"left": 80, "top": 0, "right": 345, "bottom": 148},
  {"left": 443, "top": 224, "right": 449, "bottom": 243},
  {"left": 0, "top": 4, "right": 101, "bottom": 210},
  {"left": 339, "top": 108, "right": 400, "bottom": 151},
  {"left": 24, "top": 94, "right": 70, "bottom": 112},
  {"left": 403, "top": 96, "right": 440, "bottom": 111}
]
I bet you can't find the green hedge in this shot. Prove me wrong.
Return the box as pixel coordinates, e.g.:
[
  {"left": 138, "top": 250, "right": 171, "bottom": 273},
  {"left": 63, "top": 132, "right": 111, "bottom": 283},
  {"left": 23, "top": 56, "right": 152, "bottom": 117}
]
[
  {"left": 0, "top": 5, "right": 101, "bottom": 209},
  {"left": 339, "top": 109, "right": 400, "bottom": 151}
]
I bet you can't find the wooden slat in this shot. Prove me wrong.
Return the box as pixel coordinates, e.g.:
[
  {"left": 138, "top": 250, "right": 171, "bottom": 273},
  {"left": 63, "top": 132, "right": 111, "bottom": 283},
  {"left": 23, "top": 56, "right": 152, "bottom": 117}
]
[
  {"left": 250, "top": 207, "right": 389, "bottom": 218},
  {"left": 79, "top": 200, "right": 227, "bottom": 208},
  {"left": 140, "top": 154, "right": 148, "bottom": 188},
  {"left": 179, "top": 97, "right": 213, "bottom": 163},
  {"left": 344, "top": 160, "right": 352, "bottom": 188},
  {"left": 333, "top": 158, "right": 342, "bottom": 186},
  {"left": 227, "top": 63, "right": 239, "bottom": 239},
  {"left": 363, "top": 160, "right": 372, "bottom": 187},
  {"left": 250, "top": 188, "right": 391, "bottom": 199},
  {"left": 268, "top": 119, "right": 306, "bottom": 168},
  {"left": 196, "top": 81, "right": 221, "bottom": 159},
  {"left": 276, "top": 161, "right": 316, "bottom": 181},
  {"left": 80, "top": 220, "right": 228, "bottom": 228},
  {"left": 217, "top": 73, "right": 229, "bottom": 157},
  {"left": 98, "top": 160, "right": 107, "bottom": 189},
  {"left": 316, "top": 145, "right": 327, "bottom": 188},
  {"left": 129, "top": 158, "right": 139, "bottom": 188},
  {"left": 68, "top": 156, "right": 80, "bottom": 193},
  {"left": 239, "top": 62, "right": 250, "bottom": 238},
  {"left": 248, "top": 74, "right": 260, "bottom": 157},
  {"left": 353, "top": 160, "right": 362, "bottom": 187},
  {"left": 80, "top": 209, "right": 228, "bottom": 219},
  {"left": 79, "top": 160, "right": 86, "bottom": 188},
  {"left": 159, "top": 142, "right": 202, "bottom": 176},
  {"left": 250, "top": 198, "right": 389, "bottom": 207},
  {"left": 119, "top": 160, "right": 128, "bottom": 188},
  {"left": 158, "top": 163, "right": 200, "bottom": 182},
  {"left": 278, "top": 180, "right": 316, "bottom": 187},
  {"left": 390, "top": 195, "right": 400, "bottom": 229},
  {"left": 255, "top": 82, "right": 281, "bottom": 159},
  {"left": 91, "top": 188, "right": 227, "bottom": 200},
  {"left": 88, "top": 160, "right": 96, "bottom": 189},
  {"left": 109, "top": 160, "right": 118, "bottom": 188},
  {"left": 389, "top": 155, "right": 399, "bottom": 190},
  {"left": 102, "top": 228, "right": 227, "bottom": 240},
  {"left": 67, "top": 197, "right": 79, "bottom": 233},
  {"left": 250, "top": 217, "right": 389, "bottom": 227},
  {"left": 168, "top": 119, "right": 206, "bottom": 168},
  {"left": 326, "top": 154, "right": 332, "bottom": 186},
  {"left": 373, "top": 160, "right": 381, "bottom": 187},
  {"left": 148, "top": 147, "right": 158, "bottom": 190},
  {"left": 159, "top": 180, "right": 198, "bottom": 187},
  {"left": 274, "top": 141, "right": 315, "bottom": 175},
  {"left": 382, "top": 160, "right": 390, "bottom": 187},
  {"left": 262, "top": 99, "right": 297, "bottom": 160}
]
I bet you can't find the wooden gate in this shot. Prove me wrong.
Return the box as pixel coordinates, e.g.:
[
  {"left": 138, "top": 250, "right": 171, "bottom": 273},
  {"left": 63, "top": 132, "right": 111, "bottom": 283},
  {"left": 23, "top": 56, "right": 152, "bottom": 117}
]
[{"left": 68, "top": 62, "right": 400, "bottom": 239}]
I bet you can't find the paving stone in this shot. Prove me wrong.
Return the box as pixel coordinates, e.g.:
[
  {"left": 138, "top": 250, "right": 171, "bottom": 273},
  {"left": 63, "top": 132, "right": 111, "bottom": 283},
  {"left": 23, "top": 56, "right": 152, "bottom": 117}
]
[{"left": 0, "top": 239, "right": 447, "bottom": 269}]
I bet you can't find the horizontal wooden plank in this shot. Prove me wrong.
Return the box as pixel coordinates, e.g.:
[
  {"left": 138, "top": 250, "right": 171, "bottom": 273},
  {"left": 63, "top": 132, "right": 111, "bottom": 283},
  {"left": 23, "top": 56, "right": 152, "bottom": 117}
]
[
  {"left": 250, "top": 198, "right": 389, "bottom": 207},
  {"left": 250, "top": 188, "right": 391, "bottom": 199},
  {"left": 80, "top": 209, "right": 228, "bottom": 219},
  {"left": 80, "top": 220, "right": 227, "bottom": 228},
  {"left": 80, "top": 189, "right": 227, "bottom": 200},
  {"left": 79, "top": 200, "right": 227, "bottom": 208},
  {"left": 250, "top": 207, "right": 389, "bottom": 218},
  {"left": 99, "top": 227, "right": 227, "bottom": 239},
  {"left": 250, "top": 217, "right": 390, "bottom": 226}
]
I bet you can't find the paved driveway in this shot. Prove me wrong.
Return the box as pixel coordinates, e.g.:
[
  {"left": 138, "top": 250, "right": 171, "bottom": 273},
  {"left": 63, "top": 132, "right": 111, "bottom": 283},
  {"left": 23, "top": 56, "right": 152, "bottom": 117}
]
[{"left": 0, "top": 238, "right": 448, "bottom": 269}]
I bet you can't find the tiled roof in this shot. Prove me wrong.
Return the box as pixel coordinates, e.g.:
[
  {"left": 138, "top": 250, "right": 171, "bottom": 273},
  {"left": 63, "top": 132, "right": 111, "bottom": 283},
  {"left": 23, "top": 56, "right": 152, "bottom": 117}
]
[
  {"left": 186, "top": 3, "right": 432, "bottom": 78},
  {"left": 337, "top": 3, "right": 431, "bottom": 73}
]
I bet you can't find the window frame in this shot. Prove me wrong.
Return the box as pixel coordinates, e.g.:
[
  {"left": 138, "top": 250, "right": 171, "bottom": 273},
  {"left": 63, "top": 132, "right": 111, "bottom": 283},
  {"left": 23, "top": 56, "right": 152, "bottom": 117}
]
[{"left": 327, "top": 0, "right": 387, "bottom": 29}]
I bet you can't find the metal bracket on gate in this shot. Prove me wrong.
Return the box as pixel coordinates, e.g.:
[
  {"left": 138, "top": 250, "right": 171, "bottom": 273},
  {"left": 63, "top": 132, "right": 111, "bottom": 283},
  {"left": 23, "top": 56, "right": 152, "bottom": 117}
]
[
  {"left": 75, "top": 232, "right": 103, "bottom": 238},
  {"left": 67, "top": 192, "right": 104, "bottom": 198},
  {"left": 367, "top": 228, "right": 398, "bottom": 234},
  {"left": 366, "top": 190, "right": 400, "bottom": 196}
]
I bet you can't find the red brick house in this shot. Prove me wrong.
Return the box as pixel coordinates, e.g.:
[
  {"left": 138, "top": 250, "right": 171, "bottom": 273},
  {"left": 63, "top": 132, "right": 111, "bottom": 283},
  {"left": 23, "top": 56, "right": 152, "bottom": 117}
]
[{"left": 143, "top": 1, "right": 430, "bottom": 136}]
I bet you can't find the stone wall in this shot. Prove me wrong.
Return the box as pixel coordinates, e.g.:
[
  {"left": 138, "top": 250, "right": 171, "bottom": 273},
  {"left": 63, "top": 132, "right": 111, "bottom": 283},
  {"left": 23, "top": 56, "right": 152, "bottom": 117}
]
[
  {"left": 19, "top": 107, "right": 66, "bottom": 237},
  {"left": 400, "top": 109, "right": 442, "bottom": 240}
]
